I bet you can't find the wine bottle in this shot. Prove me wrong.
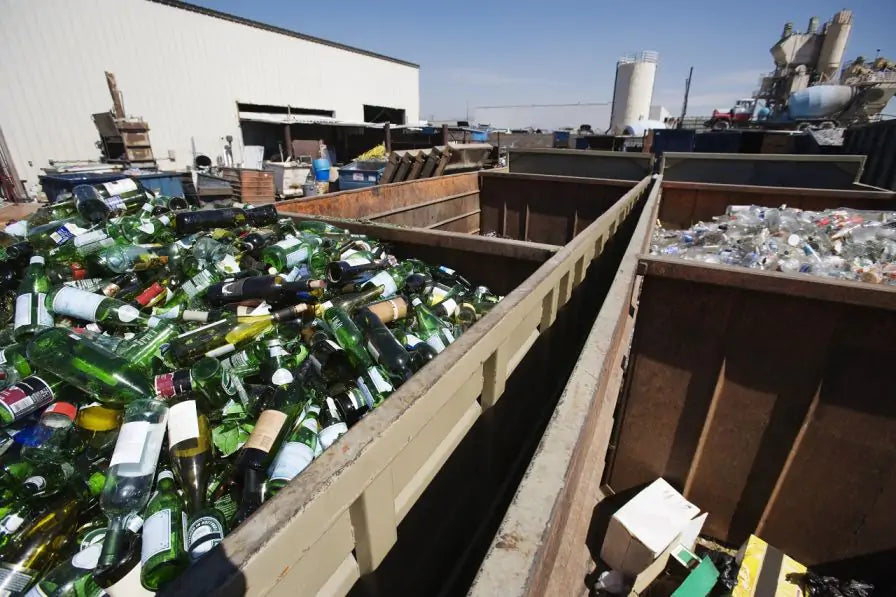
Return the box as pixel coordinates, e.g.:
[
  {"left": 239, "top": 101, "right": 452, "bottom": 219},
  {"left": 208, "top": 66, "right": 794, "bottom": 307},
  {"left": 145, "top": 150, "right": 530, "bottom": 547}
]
[
  {"left": 97, "top": 398, "right": 168, "bottom": 571},
  {"left": 46, "top": 285, "right": 161, "bottom": 329},
  {"left": 364, "top": 295, "right": 408, "bottom": 324},
  {"left": 73, "top": 179, "right": 147, "bottom": 223},
  {"left": 266, "top": 403, "right": 320, "bottom": 495},
  {"left": 358, "top": 261, "right": 419, "bottom": 297},
  {"left": 20, "top": 402, "right": 78, "bottom": 466},
  {"left": 167, "top": 401, "right": 225, "bottom": 561},
  {"left": 260, "top": 235, "right": 323, "bottom": 272},
  {"left": 231, "top": 379, "right": 306, "bottom": 527},
  {"left": 140, "top": 469, "right": 188, "bottom": 590},
  {"left": 317, "top": 396, "right": 348, "bottom": 450},
  {"left": 94, "top": 245, "right": 169, "bottom": 274},
  {"left": 174, "top": 208, "right": 248, "bottom": 235},
  {"left": 13, "top": 257, "right": 54, "bottom": 342},
  {"left": 0, "top": 375, "right": 68, "bottom": 426},
  {"left": 26, "top": 328, "right": 155, "bottom": 406},
  {"left": 205, "top": 275, "right": 326, "bottom": 306},
  {"left": 409, "top": 297, "right": 455, "bottom": 354},
  {"left": 353, "top": 308, "right": 413, "bottom": 384}
]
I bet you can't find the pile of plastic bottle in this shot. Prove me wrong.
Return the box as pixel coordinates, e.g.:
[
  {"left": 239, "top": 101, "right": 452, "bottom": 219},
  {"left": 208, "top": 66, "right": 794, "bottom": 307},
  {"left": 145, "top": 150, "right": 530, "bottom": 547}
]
[{"left": 650, "top": 205, "right": 896, "bottom": 285}]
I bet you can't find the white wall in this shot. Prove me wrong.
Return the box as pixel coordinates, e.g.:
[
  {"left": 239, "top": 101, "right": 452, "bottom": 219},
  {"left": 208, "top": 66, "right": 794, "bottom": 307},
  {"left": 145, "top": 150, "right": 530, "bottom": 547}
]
[{"left": 0, "top": 0, "right": 419, "bottom": 191}]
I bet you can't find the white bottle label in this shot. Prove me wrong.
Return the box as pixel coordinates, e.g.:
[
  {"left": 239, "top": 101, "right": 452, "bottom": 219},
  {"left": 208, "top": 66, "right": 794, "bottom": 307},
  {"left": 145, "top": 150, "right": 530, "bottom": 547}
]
[
  {"left": 103, "top": 178, "right": 138, "bottom": 196},
  {"left": 36, "top": 293, "right": 52, "bottom": 326},
  {"left": 110, "top": 421, "right": 150, "bottom": 466},
  {"left": 13, "top": 294, "right": 30, "bottom": 329},
  {"left": 188, "top": 516, "right": 224, "bottom": 560},
  {"left": 117, "top": 304, "right": 140, "bottom": 323},
  {"left": 404, "top": 333, "right": 424, "bottom": 348},
  {"left": 138, "top": 222, "right": 156, "bottom": 235},
  {"left": 270, "top": 368, "right": 294, "bottom": 386},
  {"left": 443, "top": 327, "right": 455, "bottom": 344},
  {"left": 366, "top": 271, "right": 398, "bottom": 297},
  {"left": 284, "top": 247, "right": 309, "bottom": 268},
  {"left": 141, "top": 508, "right": 172, "bottom": 563},
  {"left": 344, "top": 255, "right": 371, "bottom": 266},
  {"left": 71, "top": 542, "right": 103, "bottom": 570},
  {"left": 0, "top": 567, "right": 34, "bottom": 592},
  {"left": 318, "top": 422, "right": 348, "bottom": 449},
  {"left": 426, "top": 335, "right": 446, "bottom": 353},
  {"left": 268, "top": 441, "right": 315, "bottom": 482},
  {"left": 182, "top": 270, "right": 215, "bottom": 297},
  {"left": 439, "top": 298, "right": 458, "bottom": 317},
  {"left": 366, "top": 366, "right": 393, "bottom": 394},
  {"left": 52, "top": 287, "right": 105, "bottom": 321},
  {"left": 167, "top": 400, "right": 200, "bottom": 446},
  {"left": 0, "top": 512, "right": 25, "bottom": 534}
]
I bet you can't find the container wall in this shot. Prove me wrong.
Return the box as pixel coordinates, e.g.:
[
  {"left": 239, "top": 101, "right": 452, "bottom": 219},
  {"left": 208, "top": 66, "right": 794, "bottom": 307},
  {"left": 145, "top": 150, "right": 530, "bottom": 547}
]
[
  {"left": 843, "top": 119, "right": 896, "bottom": 191},
  {"left": 162, "top": 177, "right": 652, "bottom": 597},
  {"left": 278, "top": 172, "right": 482, "bottom": 233},
  {"left": 477, "top": 172, "right": 639, "bottom": 245},
  {"left": 508, "top": 149, "right": 653, "bottom": 181},
  {"left": 660, "top": 152, "right": 866, "bottom": 188},
  {"left": 605, "top": 257, "right": 896, "bottom": 589},
  {"left": 658, "top": 180, "right": 896, "bottom": 229}
]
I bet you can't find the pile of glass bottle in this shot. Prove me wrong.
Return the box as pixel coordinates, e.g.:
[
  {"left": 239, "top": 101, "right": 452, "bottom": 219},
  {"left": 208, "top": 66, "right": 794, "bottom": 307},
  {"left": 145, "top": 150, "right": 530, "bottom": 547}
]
[
  {"left": 651, "top": 204, "right": 896, "bottom": 284},
  {"left": 0, "top": 177, "right": 501, "bottom": 594}
]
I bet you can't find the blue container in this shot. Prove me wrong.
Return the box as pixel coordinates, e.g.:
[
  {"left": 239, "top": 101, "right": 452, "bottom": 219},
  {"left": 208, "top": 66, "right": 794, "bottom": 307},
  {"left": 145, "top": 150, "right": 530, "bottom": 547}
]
[
  {"left": 470, "top": 130, "right": 488, "bottom": 142},
  {"left": 651, "top": 129, "right": 696, "bottom": 157},
  {"left": 694, "top": 131, "right": 743, "bottom": 154},
  {"left": 313, "top": 158, "right": 331, "bottom": 181},
  {"left": 136, "top": 172, "right": 186, "bottom": 197},
  {"left": 338, "top": 162, "right": 385, "bottom": 191},
  {"left": 39, "top": 172, "right": 128, "bottom": 203}
]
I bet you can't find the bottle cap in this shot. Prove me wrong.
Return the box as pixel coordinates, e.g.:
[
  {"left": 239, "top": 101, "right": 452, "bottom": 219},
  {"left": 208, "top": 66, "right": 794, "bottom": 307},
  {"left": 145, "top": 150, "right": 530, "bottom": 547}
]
[
  {"left": 76, "top": 404, "right": 123, "bottom": 431},
  {"left": 157, "top": 470, "right": 174, "bottom": 482},
  {"left": 29, "top": 255, "right": 45, "bottom": 265},
  {"left": 44, "top": 401, "right": 78, "bottom": 422}
]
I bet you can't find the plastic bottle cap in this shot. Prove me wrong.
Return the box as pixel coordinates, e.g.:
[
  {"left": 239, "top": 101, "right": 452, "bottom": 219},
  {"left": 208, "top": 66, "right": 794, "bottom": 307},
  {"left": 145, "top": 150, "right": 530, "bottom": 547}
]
[
  {"left": 44, "top": 402, "right": 78, "bottom": 422},
  {"left": 157, "top": 470, "right": 174, "bottom": 482},
  {"left": 29, "top": 256, "right": 45, "bottom": 265}
]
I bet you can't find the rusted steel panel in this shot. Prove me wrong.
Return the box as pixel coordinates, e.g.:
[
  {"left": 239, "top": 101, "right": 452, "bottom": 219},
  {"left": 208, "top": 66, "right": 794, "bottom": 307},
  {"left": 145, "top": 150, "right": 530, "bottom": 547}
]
[
  {"left": 658, "top": 180, "right": 896, "bottom": 229},
  {"left": 278, "top": 171, "right": 479, "bottom": 220},
  {"left": 508, "top": 148, "right": 653, "bottom": 181}
]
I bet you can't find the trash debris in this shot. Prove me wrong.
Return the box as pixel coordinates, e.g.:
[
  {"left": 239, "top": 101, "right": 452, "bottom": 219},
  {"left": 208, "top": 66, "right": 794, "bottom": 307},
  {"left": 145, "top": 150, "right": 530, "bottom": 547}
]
[
  {"left": 593, "top": 569, "right": 627, "bottom": 594},
  {"left": 650, "top": 205, "right": 896, "bottom": 285},
  {"left": 786, "top": 571, "right": 874, "bottom": 597}
]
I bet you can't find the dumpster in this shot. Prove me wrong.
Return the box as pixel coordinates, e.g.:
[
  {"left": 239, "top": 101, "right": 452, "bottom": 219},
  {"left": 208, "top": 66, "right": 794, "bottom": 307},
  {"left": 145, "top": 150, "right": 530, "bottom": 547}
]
[
  {"left": 39, "top": 171, "right": 128, "bottom": 203},
  {"left": 148, "top": 173, "right": 654, "bottom": 596},
  {"left": 472, "top": 177, "right": 896, "bottom": 597}
]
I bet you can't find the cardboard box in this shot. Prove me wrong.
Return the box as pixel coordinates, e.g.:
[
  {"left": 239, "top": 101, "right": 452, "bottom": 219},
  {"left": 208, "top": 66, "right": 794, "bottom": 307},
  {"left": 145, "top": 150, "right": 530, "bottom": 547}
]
[
  {"left": 732, "top": 535, "right": 806, "bottom": 597},
  {"left": 601, "top": 478, "right": 706, "bottom": 578}
]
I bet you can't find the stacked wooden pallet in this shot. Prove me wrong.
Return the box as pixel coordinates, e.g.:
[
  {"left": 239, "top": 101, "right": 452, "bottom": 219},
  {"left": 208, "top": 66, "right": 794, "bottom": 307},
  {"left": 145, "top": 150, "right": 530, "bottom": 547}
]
[{"left": 220, "top": 167, "right": 275, "bottom": 203}]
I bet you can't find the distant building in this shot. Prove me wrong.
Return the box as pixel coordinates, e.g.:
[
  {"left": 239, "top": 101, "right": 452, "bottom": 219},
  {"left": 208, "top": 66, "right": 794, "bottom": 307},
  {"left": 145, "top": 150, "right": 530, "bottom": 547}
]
[{"left": 649, "top": 105, "right": 671, "bottom": 122}]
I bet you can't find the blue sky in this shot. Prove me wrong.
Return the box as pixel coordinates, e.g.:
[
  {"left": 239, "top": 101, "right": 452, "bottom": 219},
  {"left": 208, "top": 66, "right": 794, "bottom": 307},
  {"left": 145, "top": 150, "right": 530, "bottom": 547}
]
[{"left": 193, "top": 0, "right": 896, "bottom": 120}]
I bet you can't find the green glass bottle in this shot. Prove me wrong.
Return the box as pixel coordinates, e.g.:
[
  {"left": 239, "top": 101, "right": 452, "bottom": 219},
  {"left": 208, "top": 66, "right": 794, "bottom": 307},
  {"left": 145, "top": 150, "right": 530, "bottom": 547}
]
[
  {"left": 167, "top": 401, "right": 226, "bottom": 561},
  {"left": 26, "top": 328, "right": 155, "bottom": 406},
  {"left": 353, "top": 308, "right": 413, "bottom": 385},
  {"left": 358, "top": 261, "right": 419, "bottom": 297},
  {"left": 260, "top": 234, "right": 322, "bottom": 272},
  {"left": 154, "top": 357, "right": 232, "bottom": 409},
  {"left": 97, "top": 398, "right": 168, "bottom": 572},
  {"left": 73, "top": 179, "right": 147, "bottom": 223},
  {"left": 20, "top": 402, "right": 78, "bottom": 466},
  {"left": 317, "top": 396, "right": 348, "bottom": 450},
  {"left": 266, "top": 403, "right": 321, "bottom": 495},
  {"left": 106, "top": 213, "right": 174, "bottom": 244},
  {"left": 139, "top": 469, "right": 188, "bottom": 590},
  {"left": 0, "top": 375, "right": 68, "bottom": 426},
  {"left": 46, "top": 286, "right": 161, "bottom": 329},
  {"left": 0, "top": 500, "right": 33, "bottom": 554},
  {"left": 13, "top": 256, "right": 54, "bottom": 342},
  {"left": 22, "top": 535, "right": 107, "bottom": 597},
  {"left": 410, "top": 297, "right": 455, "bottom": 354},
  {"left": 152, "top": 267, "right": 223, "bottom": 320},
  {"left": 117, "top": 320, "right": 180, "bottom": 371},
  {"left": 94, "top": 244, "right": 169, "bottom": 274}
]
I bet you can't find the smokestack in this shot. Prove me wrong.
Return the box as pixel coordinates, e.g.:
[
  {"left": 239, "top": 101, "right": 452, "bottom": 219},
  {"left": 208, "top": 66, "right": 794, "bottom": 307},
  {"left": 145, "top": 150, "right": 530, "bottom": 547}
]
[
  {"left": 807, "top": 16, "right": 819, "bottom": 34},
  {"left": 782, "top": 22, "right": 794, "bottom": 37}
]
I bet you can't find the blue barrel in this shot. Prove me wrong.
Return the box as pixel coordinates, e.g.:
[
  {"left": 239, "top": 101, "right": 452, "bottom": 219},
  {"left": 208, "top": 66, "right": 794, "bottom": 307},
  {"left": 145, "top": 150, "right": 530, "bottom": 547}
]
[{"left": 313, "top": 158, "right": 331, "bottom": 181}]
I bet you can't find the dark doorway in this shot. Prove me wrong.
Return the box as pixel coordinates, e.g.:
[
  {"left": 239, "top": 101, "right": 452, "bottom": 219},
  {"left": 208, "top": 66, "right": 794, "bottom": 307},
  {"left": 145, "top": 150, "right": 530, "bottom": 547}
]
[{"left": 363, "top": 104, "right": 406, "bottom": 124}]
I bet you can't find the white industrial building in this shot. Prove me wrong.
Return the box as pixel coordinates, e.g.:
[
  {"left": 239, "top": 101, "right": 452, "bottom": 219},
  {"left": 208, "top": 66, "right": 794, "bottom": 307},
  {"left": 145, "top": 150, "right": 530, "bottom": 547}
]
[{"left": 0, "top": 0, "right": 420, "bottom": 192}]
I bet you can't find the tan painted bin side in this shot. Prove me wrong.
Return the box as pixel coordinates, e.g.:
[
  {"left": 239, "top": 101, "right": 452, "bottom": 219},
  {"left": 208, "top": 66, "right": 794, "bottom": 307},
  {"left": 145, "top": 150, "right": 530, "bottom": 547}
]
[{"left": 158, "top": 177, "right": 653, "bottom": 597}]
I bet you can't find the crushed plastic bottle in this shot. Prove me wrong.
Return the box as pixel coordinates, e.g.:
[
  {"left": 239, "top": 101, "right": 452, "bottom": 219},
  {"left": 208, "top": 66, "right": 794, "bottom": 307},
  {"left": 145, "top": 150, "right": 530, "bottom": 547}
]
[{"left": 650, "top": 205, "right": 896, "bottom": 285}]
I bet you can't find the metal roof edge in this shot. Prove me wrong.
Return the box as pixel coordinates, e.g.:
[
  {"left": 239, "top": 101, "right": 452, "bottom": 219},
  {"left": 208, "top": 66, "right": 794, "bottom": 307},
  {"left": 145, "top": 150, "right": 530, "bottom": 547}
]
[{"left": 146, "top": 0, "right": 420, "bottom": 69}]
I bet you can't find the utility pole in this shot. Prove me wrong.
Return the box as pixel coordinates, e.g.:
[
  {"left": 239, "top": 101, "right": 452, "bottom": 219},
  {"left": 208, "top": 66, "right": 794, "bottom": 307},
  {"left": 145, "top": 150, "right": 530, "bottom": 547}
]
[{"left": 678, "top": 66, "right": 693, "bottom": 129}]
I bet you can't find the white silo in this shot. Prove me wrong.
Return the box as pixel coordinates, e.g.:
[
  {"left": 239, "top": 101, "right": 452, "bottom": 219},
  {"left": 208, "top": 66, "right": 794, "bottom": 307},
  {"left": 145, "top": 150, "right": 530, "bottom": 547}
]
[
  {"left": 610, "top": 51, "right": 658, "bottom": 134},
  {"left": 817, "top": 10, "right": 853, "bottom": 81}
]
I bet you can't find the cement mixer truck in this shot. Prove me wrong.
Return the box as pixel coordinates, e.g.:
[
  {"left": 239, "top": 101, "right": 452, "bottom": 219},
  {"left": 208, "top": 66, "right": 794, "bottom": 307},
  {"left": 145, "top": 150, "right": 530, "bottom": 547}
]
[{"left": 706, "top": 82, "right": 896, "bottom": 131}]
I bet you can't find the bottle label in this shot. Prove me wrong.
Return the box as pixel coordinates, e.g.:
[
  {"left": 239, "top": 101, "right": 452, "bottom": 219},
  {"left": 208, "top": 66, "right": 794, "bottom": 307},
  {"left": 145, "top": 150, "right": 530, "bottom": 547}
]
[
  {"left": 366, "top": 341, "right": 380, "bottom": 362},
  {"left": 366, "top": 367, "right": 393, "bottom": 394},
  {"left": 52, "top": 286, "right": 105, "bottom": 321},
  {"left": 426, "top": 335, "right": 446, "bottom": 353},
  {"left": 0, "top": 512, "right": 25, "bottom": 534},
  {"left": 218, "top": 278, "right": 247, "bottom": 297},
  {"left": 73, "top": 230, "right": 115, "bottom": 253},
  {"left": 0, "top": 349, "right": 7, "bottom": 365},
  {"left": 141, "top": 508, "right": 173, "bottom": 564},
  {"left": 443, "top": 327, "right": 455, "bottom": 343},
  {"left": 319, "top": 422, "right": 348, "bottom": 449},
  {"left": 116, "top": 304, "right": 140, "bottom": 323},
  {"left": 366, "top": 271, "right": 398, "bottom": 297},
  {"left": 103, "top": 178, "right": 138, "bottom": 196},
  {"left": 270, "top": 368, "right": 294, "bottom": 386},
  {"left": 182, "top": 270, "right": 215, "bottom": 298},
  {"left": 110, "top": 421, "right": 151, "bottom": 466},
  {"left": 344, "top": 255, "right": 371, "bottom": 266},
  {"left": 36, "top": 293, "right": 52, "bottom": 327},
  {"left": 71, "top": 542, "right": 103, "bottom": 570},
  {"left": 284, "top": 247, "right": 310, "bottom": 268},
  {"left": 141, "top": 202, "right": 155, "bottom": 215},
  {"left": 49, "top": 224, "right": 75, "bottom": 245},
  {"left": 221, "top": 350, "right": 250, "bottom": 372},
  {"left": 0, "top": 376, "right": 54, "bottom": 421},
  {"left": 13, "top": 294, "right": 31, "bottom": 329},
  {"left": 167, "top": 400, "right": 200, "bottom": 446},
  {"left": 23, "top": 476, "right": 45, "bottom": 491},
  {"left": 213, "top": 493, "right": 237, "bottom": 520},
  {"left": 65, "top": 278, "right": 105, "bottom": 293},
  {"left": 188, "top": 516, "right": 224, "bottom": 560},
  {"left": 245, "top": 410, "right": 287, "bottom": 452},
  {"left": 355, "top": 377, "right": 376, "bottom": 410},
  {"left": 439, "top": 298, "right": 458, "bottom": 317},
  {"left": 267, "top": 341, "right": 288, "bottom": 358},
  {"left": 79, "top": 527, "right": 108, "bottom": 551},
  {"left": 154, "top": 370, "right": 192, "bottom": 398},
  {"left": 0, "top": 566, "right": 35, "bottom": 592},
  {"left": 135, "top": 282, "right": 166, "bottom": 307},
  {"left": 137, "top": 221, "right": 156, "bottom": 235},
  {"left": 404, "top": 333, "right": 424, "bottom": 348},
  {"left": 275, "top": 237, "right": 301, "bottom": 250},
  {"left": 268, "top": 441, "right": 315, "bottom": 482}
]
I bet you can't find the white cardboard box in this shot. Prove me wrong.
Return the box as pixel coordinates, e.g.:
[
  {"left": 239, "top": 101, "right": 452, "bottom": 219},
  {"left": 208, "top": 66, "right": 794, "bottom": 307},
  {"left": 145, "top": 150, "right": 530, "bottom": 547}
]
[{"left": 601, "top": 478, "right": 706, "bottom": 578}]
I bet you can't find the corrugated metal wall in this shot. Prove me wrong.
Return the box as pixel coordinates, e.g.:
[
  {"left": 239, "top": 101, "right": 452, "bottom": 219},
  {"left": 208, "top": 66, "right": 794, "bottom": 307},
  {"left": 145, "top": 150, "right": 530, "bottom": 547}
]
[{"left": 0, "top": 0, "right": 420, "bottom": 190}]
